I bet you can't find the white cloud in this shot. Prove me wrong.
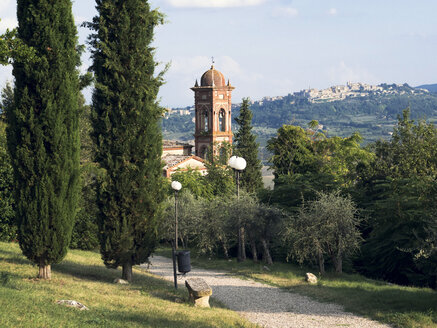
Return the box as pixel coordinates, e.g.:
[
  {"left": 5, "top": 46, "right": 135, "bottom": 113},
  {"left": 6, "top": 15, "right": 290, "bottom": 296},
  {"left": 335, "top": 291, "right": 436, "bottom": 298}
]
[
  {"left": 74, "top": 15, "right": 89, "bottom": 25},
  {"left": 0, "top": 17, "right": 18, "bottom": 32},
  {"left": 0, "top": 66, "right": 13, "bottom": 90},
  {"left": 0, "top": 0, "right": 12, "bottom": 14},
  {"left": 327, "top": 61, "right": 377, "bottom": 85},
  {"left": 327, "top": 8, "right": 337, "bottom": 16},
  {"left": 166, "top": 0, "right": 265, "bottom": 8},
  {"left": 168, "top": 55, "right": 262, "bottom": 82},
  {"left": 273, "top": 7, "right": 299, "bottom": 17},
  {"left": 170, "top": 56, "right": 212, "bottom": 76},
  {"left": 158, "top": 55, "right": 264, "bottom": 107}
]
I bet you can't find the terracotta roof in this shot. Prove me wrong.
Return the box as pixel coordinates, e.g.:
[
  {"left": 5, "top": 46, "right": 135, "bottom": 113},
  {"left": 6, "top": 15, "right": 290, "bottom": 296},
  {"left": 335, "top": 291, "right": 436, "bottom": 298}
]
[{"left": 162, "top": 155, "right": 192, "bottom": 170}]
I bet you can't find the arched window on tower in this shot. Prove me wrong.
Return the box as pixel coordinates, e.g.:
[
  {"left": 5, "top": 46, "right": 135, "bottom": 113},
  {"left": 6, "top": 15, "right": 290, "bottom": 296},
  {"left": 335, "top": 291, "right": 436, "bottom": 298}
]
[
  {"left": 219, "top": 109, "right": 226, "bottom": 132},
  {"left": 202, "top": 110, "right": 208, "bottom": 132},
  {"left": 219, "top": 146, "right": 227, "bottom": 164},
  {"left": 200, "top": 146, "right": 208, "bottom": 159}
]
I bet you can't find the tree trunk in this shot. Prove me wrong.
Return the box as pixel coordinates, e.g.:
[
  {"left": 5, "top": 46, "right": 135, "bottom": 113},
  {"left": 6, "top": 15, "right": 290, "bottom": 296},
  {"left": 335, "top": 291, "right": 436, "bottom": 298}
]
[
  {"left": 38, "top": 260, "right": 51, "bottom": 280},
  {"left": 222, "top": 240, "right": 229, "bottom": 260},
  {"left": 238, "top": 226, "right": 246, "bottom": 262},
  {"left": 250, "top": 238, "right": 258, "bottom": 262},
  {"left": 317, "top": 250, "right": 325, "bottom": 275},
  {"left": 333, "top": 254, "right": 342, "bottom": 273},
  {"left": 331, "top": 243, "right": 343, "bottom": 273},
  {"left": 122, "top": 261, "right": 133, "bottom": 282},
  {"left": 261, "top": 238, "right": 273, "bottom": 265},
  {"left": 241, "top": 227, "right": 246, "bottom": 260}
]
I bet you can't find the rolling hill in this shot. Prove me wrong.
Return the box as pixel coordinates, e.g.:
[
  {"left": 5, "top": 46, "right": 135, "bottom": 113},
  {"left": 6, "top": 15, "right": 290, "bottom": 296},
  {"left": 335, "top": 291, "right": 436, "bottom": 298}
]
[{"left": 162, "top": 83, "right": 437, "bottom": 150}]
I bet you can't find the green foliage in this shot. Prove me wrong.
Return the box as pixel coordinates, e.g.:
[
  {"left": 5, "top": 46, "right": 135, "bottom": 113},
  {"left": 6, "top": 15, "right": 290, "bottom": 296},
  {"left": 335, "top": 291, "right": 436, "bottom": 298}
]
[
  {"left": 0, "top": 20, "right": 36, "bottom": 66},
  {"left": 88, "top": 0, "right": 166, "bottom": 275},
  {"left": 0, "top": 242, "right": 254, "bottom": 328},
  {"left": 265, "top": 124, "right": 372, "bottom": 211},
  {"left": 283, "top": 191, "right": 362, "bottom": 274},
  {"left": 267, "top": 125, "right": 313, "bottom": 178},
  {"left": 355, "top": 109, "right": 437, "bottom": 287},
  {"left": 0, "top": 122, "right": 15, "bottom": 242},
  {"left": 160, "top": 190, "right": 284, "bottom": 263},
  {"left": 185, "top": 251, "right": 437, "bottom": 328},
  {"left": 0, "top": 86, "right": 15, "bottom": 242},
  {"left": 203, "top": 144, "right": 235, "bottom": 197},
  {"left": 234, "top": 98, "right": 263, "bottom": 193},
  {"left": 170, "top": 169, "right": 213, "bottom": 199},
  {"left": 160, "top": 191, "right": 233, "bottom": 257},
  {"left": 161, "top": 85, "right": 437, "bottom": 146},
  {"left": 70, "top": 96, "right": 100, "bottom": 250},
  {"left": 160, "top": 190, "right": 203, "bottom": 248},
  {"left": 7, "top": 1, "right": 80, "bottom": 267}
]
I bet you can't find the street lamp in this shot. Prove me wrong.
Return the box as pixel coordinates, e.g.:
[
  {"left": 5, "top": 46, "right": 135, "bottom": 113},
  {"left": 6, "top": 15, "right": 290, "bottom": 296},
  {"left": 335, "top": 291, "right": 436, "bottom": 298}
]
[
  {"left": 228, "top": 156, "right": 247, "bottom": 198},
  {"left": 228, "top": 156, "right": 247, "bottom": 262},
  {"left": 171, "top": 180, "right": 182, "bottom": 289}
]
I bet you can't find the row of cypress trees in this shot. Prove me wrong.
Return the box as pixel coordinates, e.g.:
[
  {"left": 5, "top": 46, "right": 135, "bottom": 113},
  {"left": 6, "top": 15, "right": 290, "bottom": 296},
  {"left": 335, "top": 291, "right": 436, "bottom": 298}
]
[{"left": 7, "top": 0, "right": 164, "bottom": 281}]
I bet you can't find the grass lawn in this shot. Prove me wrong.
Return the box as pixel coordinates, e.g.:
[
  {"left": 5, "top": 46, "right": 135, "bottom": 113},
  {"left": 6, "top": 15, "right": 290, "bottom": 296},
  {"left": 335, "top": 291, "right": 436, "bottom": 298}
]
[
  {"left": 156, "top": 248, "right": 437, "bottom": 328},
  {"left": 0, "top": 242, "right": 255, "bottom": 328}
]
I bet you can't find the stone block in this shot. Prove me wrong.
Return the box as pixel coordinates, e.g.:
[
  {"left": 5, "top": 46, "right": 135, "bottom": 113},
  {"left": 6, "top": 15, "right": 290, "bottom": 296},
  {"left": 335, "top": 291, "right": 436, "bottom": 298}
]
[
  {"left": 305, "top": 272, "right": 318, "bottom": 284},
  {"left": 185, "top": 278, "right": 212, "bottom": 308}
]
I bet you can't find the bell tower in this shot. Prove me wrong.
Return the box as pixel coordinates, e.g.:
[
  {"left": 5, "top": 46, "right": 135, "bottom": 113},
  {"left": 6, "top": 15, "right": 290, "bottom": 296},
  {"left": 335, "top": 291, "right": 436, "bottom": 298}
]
[{"left": 191, "top": 65, "right": 235, "bottom": 159}]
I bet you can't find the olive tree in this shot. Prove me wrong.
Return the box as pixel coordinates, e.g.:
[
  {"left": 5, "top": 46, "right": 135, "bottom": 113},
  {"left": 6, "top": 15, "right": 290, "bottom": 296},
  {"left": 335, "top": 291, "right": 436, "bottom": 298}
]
[{"left": 284, "top": 191, "right": 362, "bottom": 274}]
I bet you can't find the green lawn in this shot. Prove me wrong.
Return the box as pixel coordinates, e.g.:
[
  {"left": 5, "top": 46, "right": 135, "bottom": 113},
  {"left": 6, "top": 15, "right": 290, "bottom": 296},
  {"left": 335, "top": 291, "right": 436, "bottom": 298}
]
[
  {"left": 156, "top": 249, "right": 437, "bottom": 328},
  {"left": 0, "top": 242, "right": 255, "bottom": 328}
]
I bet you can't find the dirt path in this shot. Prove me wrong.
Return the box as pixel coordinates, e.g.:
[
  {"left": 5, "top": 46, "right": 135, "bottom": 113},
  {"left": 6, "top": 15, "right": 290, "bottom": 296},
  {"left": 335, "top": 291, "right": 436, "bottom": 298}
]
[{"left": 141, "top": 256, "right": 390, "bottom": 328}]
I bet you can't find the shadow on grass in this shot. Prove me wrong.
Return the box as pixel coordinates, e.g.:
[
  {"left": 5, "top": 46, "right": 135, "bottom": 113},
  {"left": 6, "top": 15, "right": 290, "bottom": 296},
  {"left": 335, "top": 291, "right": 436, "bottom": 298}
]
[
  {"left": 52, "top": 258, "right": 192, "bottom": 304},
  {"left": 1, "top": 255, "right": 33, "bottom": 267},
  {"left": 86, "top": 309, "right": 235, "bottom": 328},
  {"left": 309, "top": 283, "right": 437, "bottom": 317},
  {"left": 53, "top": 260, "right": 119, "bottom": 283},
  {"left": 0, "top": 245, "right": 188, "bottom": 305}
]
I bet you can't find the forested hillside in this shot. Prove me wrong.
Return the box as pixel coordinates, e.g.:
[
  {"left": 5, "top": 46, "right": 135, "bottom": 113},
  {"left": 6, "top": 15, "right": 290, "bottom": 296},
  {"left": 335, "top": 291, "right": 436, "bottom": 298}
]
[{"left": 162, "top": 84, "right": 437, "bottom": 147}]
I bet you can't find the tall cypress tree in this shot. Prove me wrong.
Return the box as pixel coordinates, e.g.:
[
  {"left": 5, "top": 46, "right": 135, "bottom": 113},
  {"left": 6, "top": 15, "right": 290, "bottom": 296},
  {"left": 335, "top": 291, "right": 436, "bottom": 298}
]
[
  {"left": 7, "top": 0, "right": 80, "bottom": 279},
  {"left": 88, "top": 0, "right": 165, "bottom": 282},
  {"left": 234, "top": 98, "right": 263, "bottom": 193}
]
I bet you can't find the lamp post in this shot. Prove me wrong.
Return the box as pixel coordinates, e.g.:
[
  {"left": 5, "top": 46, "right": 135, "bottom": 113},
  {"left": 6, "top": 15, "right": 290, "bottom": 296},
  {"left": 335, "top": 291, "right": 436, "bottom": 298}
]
[
  {"left": 228, "top": 156, "right": 247, "bottom": 197},
  {"left": 171, "top": 180, "right": 182, "bottom": 289},
  {"left": 228, "top": 156, "right": 247, "bottom": 261}
]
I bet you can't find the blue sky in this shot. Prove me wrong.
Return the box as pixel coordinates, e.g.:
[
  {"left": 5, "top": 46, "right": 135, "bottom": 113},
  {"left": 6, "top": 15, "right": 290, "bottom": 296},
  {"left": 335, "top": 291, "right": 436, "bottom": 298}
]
[{"left": 1, "top": 0, "right": 437, "bottom": 107}]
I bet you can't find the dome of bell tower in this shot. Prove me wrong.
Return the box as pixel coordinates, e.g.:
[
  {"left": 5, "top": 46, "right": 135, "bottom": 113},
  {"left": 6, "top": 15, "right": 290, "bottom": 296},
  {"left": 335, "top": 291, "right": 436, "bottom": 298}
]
[{"left": 200, "top": 65, "right": 226, "bottom": 87}]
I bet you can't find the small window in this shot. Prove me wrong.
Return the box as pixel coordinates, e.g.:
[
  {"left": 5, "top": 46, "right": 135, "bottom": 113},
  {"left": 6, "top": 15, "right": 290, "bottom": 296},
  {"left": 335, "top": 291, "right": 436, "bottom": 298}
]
[
  {"left": 202, "top": 110, "right": 208, "bottom": 131},
  {"left": 202, "top": 95, "right": 207, "bottom": 100},
  {"left": 218, "top": 94, "right": 224, "bottom": 99},
  {"left": 219, "top": 109, "right": 226, "bottom": 132},
  {"left": 219, "top": 147, "right": 227, "bottom": 164},
  {"left": 200, "top": 146, "right": 208, "bottom": 160}
]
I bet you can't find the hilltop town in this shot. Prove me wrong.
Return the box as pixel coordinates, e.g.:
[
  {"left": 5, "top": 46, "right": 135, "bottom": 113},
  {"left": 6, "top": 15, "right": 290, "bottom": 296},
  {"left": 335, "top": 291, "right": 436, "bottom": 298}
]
[
  {"left": 164, "top": 82, "right": 429, "bottom": 118},
  {"left": 256, "top": 82, "right": 428, "bottom": 105}
]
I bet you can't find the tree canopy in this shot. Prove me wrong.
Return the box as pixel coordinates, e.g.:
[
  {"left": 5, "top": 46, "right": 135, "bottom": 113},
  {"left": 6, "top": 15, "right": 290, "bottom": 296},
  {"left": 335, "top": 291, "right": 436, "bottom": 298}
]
[
  {"left": 88, "top": 0, "right": 165, "bottom": 282},
  {"left": 7, "top": 0, "right": 81, "bottom": 279}
]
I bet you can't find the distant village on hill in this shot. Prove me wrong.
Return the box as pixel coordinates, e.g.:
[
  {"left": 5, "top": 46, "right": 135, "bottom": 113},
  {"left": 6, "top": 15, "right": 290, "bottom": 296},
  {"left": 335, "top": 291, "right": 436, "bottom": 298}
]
[{"left": 164, "top": 82, "right": 429, "bottom": 117}]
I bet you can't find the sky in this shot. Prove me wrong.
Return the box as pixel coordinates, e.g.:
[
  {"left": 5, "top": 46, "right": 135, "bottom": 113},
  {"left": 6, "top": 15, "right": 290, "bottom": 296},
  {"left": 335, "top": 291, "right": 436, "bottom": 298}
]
[{"left": 1, "top": 0, "right": 437, "bottom": 108}]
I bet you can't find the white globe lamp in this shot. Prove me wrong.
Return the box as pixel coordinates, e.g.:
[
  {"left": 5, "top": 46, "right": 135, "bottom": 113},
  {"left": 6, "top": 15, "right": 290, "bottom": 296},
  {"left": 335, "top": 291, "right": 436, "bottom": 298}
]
[{"left": 171, "top": 180, "right": 182, "bottom": 191}]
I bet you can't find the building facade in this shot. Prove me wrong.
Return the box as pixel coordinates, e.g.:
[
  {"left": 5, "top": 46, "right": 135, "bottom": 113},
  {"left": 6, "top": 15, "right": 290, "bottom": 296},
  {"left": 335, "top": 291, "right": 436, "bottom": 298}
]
[{"left": 191, "top": 65, "right": 235, "bottom": 159}]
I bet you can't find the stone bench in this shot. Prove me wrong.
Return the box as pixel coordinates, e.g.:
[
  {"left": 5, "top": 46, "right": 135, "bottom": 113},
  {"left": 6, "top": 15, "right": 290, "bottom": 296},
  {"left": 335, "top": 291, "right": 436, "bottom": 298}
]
[{"left": 185, "top": 278, "right": 212, "bottom": 308}]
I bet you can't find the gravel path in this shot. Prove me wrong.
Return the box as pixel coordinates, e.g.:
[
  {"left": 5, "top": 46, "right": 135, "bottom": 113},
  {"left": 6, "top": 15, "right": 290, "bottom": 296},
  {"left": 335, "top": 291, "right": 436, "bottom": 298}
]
[{"left": 141, "top": 256, "right": 390, "bottom": 328}]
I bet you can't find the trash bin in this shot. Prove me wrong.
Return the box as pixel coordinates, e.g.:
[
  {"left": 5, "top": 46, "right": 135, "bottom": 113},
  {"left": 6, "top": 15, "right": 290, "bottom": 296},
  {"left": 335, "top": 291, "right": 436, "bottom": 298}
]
[{"left": 177, "top": 250, "right": 191, "bottom": 274}]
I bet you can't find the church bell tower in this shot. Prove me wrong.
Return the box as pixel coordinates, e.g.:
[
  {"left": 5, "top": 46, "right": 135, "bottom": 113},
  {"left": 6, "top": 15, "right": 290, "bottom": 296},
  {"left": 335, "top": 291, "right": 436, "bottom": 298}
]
[{"left": 191, "top": 65, "right": 235, "bottom": 159}]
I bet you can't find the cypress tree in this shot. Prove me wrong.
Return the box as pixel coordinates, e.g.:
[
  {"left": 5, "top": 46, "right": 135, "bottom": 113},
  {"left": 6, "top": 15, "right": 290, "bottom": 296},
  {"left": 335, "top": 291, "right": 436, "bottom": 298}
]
[
  {"left": 88, "top": 0, "right": 165, "bottom": 282},
  {"left": 234, "top": 98, "right": 263, "bottom": 193},
  {"left": 7, "top": 0, "right": 80, "bottom": 279}
]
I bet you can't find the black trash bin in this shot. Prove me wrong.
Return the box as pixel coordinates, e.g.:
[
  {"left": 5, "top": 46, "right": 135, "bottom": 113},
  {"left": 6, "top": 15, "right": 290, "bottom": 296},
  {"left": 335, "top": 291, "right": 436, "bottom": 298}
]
[{"left": 177, "top": 250, "right": 191, "bottom": 274}]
